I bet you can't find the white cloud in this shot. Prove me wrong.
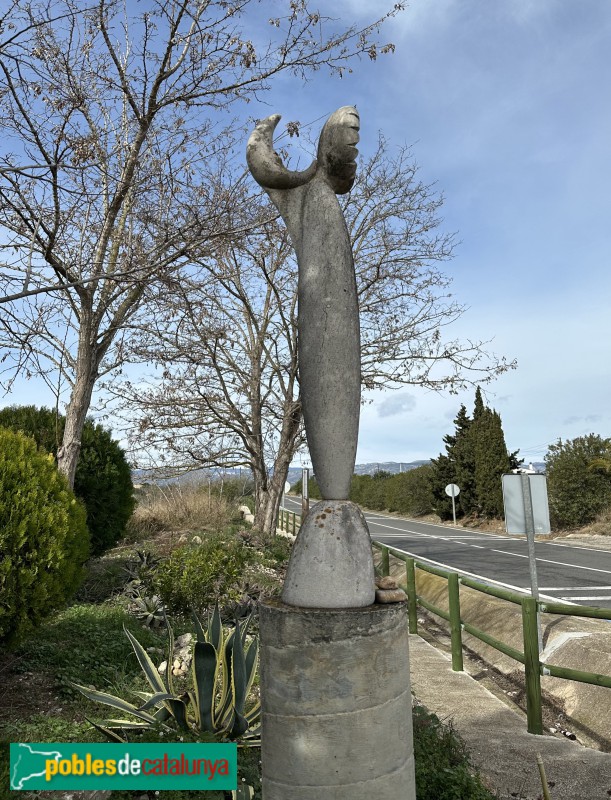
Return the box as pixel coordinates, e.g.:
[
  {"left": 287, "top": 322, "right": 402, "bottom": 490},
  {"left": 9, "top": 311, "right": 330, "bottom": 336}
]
[{"left": 377, "top": 392, "right": 417, "bottom": 418}]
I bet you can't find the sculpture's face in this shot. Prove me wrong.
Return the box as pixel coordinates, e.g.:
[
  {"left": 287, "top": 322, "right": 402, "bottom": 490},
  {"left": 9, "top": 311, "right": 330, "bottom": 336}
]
[{"left": 316, "top": 106, "right": 360, "bottom": 195}]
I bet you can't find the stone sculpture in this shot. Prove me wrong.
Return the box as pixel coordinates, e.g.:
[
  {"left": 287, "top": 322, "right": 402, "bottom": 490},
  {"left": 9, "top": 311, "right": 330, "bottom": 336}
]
[{"left": 247, "top": 107, "right": 375, "bottom": 607}]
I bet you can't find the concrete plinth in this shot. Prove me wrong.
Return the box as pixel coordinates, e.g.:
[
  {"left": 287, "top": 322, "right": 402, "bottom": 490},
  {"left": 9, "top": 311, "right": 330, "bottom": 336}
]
[
  {"left": 281, "top": 500, "right": 375, "bottom": 608},
  {"left": 260, "top": 600, "right": 416, "bottom": 800}
]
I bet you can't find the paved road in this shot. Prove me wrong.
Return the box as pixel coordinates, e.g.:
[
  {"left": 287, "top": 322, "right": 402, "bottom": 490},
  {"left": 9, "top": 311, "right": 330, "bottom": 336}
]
[{"left": 282, "top": 495, "right": 611, "bottom": 609}]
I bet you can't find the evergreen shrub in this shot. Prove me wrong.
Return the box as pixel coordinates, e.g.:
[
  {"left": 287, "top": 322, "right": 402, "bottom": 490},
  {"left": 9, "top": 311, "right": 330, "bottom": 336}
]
[
  {"left": 153, "top": 531, "right": 256, "bottom": 614},
  {"left": 545, "top": 434, "right": 611, "bottom": 528},
  {"left": 0, "top": 428, "right": 90, "bottom": 643},
  {"left": 0, "top": 405, "right": 134, "bottom": 556}
]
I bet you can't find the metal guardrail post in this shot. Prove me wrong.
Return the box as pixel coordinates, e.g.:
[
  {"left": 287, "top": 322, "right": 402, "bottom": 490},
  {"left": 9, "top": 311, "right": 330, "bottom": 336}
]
[
  {"left": 448, "top": 572, "right": 464, "bottom": 672},
  {"left": 381, "top": 546, "right": 390, "bottom": 577},
  {"left": 292, "top": 512, "right": 296, "bottom": 535},
  {"left": 406, "top": 557, "right": 418, "bottom": 635},
  {"left": 522, "top": 597, "right": 543, "bottom": 735}
]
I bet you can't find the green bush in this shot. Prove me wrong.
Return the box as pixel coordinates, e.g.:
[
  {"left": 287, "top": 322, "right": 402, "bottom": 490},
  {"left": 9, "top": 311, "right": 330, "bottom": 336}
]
[
  {"left": 0, "top": 428, "right": 90, "bottom": 644},
  {"left": 545, "top": 434, "right": 611, "bottom": 529},
  {"left": 154, "top": 531, "right": 256, "bottom": 615},
  {"left": 0, "top": 405, "right": 135, "bottom": 555}
]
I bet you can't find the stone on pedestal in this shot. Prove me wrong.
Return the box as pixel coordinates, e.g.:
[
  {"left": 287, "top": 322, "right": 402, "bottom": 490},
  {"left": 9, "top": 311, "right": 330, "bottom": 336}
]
[
  {"left": 281, "top": 499, "right": 375, "bottom": 608},
  {"left": 260, "top": 600, "right": 416, "bottom": 800}
]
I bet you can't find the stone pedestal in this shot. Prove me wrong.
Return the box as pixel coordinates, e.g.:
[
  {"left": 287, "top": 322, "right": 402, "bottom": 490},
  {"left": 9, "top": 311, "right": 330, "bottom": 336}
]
[{"left": 260, "top": 600, "right": 416, "bottom": 800}]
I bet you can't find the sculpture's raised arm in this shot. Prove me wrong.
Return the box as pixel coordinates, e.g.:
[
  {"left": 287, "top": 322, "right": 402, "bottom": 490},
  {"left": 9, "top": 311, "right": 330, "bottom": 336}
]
[{"left": 246, "top": 114, "right": 317, "bottom": 190}]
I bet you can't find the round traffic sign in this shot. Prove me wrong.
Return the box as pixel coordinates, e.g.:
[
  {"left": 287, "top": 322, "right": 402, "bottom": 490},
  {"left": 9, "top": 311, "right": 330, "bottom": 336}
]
[
  {"left": 284, "top": 481, "right": 291, "bottom": 494},
  {"left": 445, "top": 483, "right": 460, "bottom": 497}
]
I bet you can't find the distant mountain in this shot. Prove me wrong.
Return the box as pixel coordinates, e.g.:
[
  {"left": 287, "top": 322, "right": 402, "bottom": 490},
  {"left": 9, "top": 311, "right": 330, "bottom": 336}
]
[
  {"left": 135, "top": 459, "right": 546, "bottom": 488},
  {"left": 286, "top": 460, "right": 432, "bottom": 486}
]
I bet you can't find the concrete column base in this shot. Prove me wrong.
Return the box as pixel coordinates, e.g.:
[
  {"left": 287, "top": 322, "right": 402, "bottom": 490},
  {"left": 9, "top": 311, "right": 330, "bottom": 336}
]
[
  {"left": 281, "top": 500, "right": 375, "bottom": 608},
  {"left": 260, "top": 600, "right": 416, "bottom": 800}
]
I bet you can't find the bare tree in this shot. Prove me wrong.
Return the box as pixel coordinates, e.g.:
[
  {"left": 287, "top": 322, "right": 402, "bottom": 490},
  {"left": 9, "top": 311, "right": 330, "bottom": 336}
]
[
  {"left": 112, "top": 139, "right": 515, "bottom": 536},
  {"left": 112, "top": 211, "right": 301, "bottom": 533},
  {"left": 0, "top": 0, "right": 403, "bottom": 486}
]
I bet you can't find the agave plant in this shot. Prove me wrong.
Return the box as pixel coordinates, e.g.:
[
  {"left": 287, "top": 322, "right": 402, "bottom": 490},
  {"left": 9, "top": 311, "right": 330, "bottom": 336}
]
[
  {"left": 72, "top": 605, "right": 260, "bottom": 743},
  {"left": 127, "top": 590, "right": 167, "bottom": 628}
]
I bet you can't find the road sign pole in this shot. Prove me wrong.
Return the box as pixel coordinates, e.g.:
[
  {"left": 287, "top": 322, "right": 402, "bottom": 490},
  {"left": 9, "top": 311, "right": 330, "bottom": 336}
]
[
  {"left": 445, "top": 483, "right": 460, "bottom": 526},
  {"left": 522, "top": 474, "right": 542, "bottom": 654},
  {"left": 301, "top": 467, "right": 310, "bottom": 521}
]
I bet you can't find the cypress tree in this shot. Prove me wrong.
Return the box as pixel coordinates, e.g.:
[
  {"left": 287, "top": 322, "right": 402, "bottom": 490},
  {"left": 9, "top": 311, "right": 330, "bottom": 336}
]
[
  {"left": 432, "top": 388, "right": 519, "bottom": 520},
  {"left": 452, "top": 404, "right": 477, "bottom": 516},
  {"left": 431, "top": 404, "right": 473, "bottom": 520},
  {"left": 472, "top": 408, "right": 512, "bottom": 517}
]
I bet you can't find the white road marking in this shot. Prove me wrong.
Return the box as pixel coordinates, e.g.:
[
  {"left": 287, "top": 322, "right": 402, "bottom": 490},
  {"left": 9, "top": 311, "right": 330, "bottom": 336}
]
[
  {"left": 539, "top": 540, "right": 611, "bottom": 555},
  {"left": 558, "top": 596, "right": 611, "bottom": 601},
  {"left": 374, "top": 544, "right": 571, "bottom": 604},
  {"left": 492, "top": 549, "right": 528, "bottom": 558},
  {"left": 490, "top": 549, "right": 611, "bottom": 576},
  {"left": 540, "top": 586, "right": 611, "bottom": 591}
]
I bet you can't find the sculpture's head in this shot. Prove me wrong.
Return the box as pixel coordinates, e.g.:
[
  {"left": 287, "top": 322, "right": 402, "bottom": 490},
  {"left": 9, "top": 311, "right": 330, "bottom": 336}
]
[
  {"left": 246, "top": 106, "right": 359, "bottom": 195},
  {"left": 317, "top": 106, "right": 360, "bottom": 195}
]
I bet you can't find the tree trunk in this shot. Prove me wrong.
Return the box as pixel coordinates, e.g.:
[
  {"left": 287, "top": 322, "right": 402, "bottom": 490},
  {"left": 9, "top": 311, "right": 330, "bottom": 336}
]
[
  {"left": 252, "top": 401, "right": 302, "bottom": 538},
  {"left": 56, "top": 324, "right": 98, "bottom": 487},
  {"left": 254, "top": 474, "right": 285, "bottom": 538}
]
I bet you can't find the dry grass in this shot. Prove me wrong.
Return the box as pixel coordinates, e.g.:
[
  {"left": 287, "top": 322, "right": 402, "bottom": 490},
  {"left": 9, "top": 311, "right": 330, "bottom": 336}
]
[
  {"left": 126, "top": 482, "right": 233, "bottom": 539},
  {"left": 568, "top": 507, "right": 611, "bottom": 537}
]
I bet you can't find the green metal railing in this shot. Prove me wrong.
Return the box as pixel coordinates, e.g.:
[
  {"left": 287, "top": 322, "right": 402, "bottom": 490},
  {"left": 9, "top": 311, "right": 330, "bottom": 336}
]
[
  {"left": 373, "top": 540, "right": 611, "bottom": 735},
  {"left": 277, "top": 508, "right": 300, "bottom": 535}
]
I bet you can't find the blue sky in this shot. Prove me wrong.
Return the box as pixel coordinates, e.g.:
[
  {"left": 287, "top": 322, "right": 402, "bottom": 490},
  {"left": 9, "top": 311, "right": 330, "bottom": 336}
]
[
  {"left": 272, "top": 0, "right": 611, "bottom": 465},
  {"left": 3, "top": 0, "right": 610, "bottom": 467}
]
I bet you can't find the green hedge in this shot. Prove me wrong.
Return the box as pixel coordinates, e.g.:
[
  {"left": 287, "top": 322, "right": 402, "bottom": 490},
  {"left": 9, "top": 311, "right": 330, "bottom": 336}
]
[
  {"left": 0, "top": 428, "right": 90, "bottom": 643},
  {"left": 0, "top": 405, "right": 134, "bottom": 556},
  {"left": 292, "top": 466, "right": 434, "bottom": 516}
]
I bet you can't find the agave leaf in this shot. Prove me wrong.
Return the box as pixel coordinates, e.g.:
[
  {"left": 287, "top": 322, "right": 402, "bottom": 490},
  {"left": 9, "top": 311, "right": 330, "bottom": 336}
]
[
  {"left": 240, "top": 727, "right": 261, "bottom": 746},
  {"left": 240, "top": 614, "right": 253, "bottom": 643},
  {"left": 84, "top": 717, "right": 126, "bottom": 743},
  {"left": 132, "top": 691, "right": 155, "bottom": 702},
  {"left": 231, "top": 620, "right": 248, "bottom": 717},
  {"left": 164, "top": 619, "right": 176, "bottom": 696},
  {"left": 138, "top": 692, "right": 176, "bottom": 711},
  {"left": 192, "top": 610, "right": 207, "bottom": 644},
  {"left": 217, "top": 626, "right": 236, "bottom": 721},
  {"left": 244, "top": 638, "right": 259, "bottom": 699},
  {"left": 232, "top": 782, "right": 254, "bottom": 799},
  {"left": 153, "top": 705, "right": 172, "bottom": 723},
  {"left": 106, "top": 720, "right": 158, "bottom": 728},
  {"left": 209, "top": 603, "right": 223, "bottom": 652},
  {"left": 166, "top": 697, "right": 190, "bottom": 731},
  {"left": 123, "top": 626, "right": 166, "bottom": 694},
  {"left": 231, "top": 709, "right": 249, "bottom": 738},
  {"left": 193, "top": 640, "right": 218, "bottom": 732},
  {"left": 244, "top": 699, "right": 261, "bottom": 725},
  {"left": 71, "top": 682, "right": 158, "bottom": 724}
]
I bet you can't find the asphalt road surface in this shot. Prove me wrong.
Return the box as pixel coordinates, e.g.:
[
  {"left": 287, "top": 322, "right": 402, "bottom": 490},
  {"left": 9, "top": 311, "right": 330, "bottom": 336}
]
[{"left": 282, "top": 495, "right": 611, "bottom": 609}]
